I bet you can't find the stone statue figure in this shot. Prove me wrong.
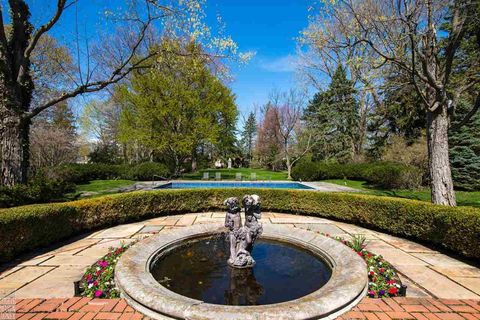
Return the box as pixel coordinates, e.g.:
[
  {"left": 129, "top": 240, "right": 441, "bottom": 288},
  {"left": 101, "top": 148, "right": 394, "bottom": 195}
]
[{"left": 224, "top": 195, "right": 263, "bottom": 268}]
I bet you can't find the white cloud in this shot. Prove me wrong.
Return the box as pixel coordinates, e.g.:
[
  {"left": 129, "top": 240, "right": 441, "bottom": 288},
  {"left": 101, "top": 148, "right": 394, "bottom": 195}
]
[{"left": 260, "top": 54, "right": 299, "bottom": 73}]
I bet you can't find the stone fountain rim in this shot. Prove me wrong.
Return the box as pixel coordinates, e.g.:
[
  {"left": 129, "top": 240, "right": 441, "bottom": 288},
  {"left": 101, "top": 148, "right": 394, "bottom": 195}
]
[{"left": 115, "top": 223, "right": 368, "bottom": 320}]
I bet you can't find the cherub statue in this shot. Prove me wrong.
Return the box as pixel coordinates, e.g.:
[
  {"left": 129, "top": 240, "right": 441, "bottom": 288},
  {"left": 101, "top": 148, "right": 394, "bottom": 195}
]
[
  {"left": 224, "top": 197, "right": 242, "bottom": 265},
  {"left": 242, "top": 194, "right": 263, "bottom": 245},
  {"left": 224, "top": 195, "right": 263, "bottom": 268}
]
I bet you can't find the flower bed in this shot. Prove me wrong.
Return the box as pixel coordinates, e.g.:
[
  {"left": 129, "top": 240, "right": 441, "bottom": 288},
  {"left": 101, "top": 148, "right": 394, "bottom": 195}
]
[
  {"left": 79, "top": 244, "right": 131, "bottom": 298},
  {"left": 322, "top": 233, "right": 405, "bottom": 298}
]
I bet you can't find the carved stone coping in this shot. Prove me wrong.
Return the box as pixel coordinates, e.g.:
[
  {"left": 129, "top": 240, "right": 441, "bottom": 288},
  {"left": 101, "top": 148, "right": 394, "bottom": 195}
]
[{"left": 115, "top": 223, "right": 368, "bottom": 320}]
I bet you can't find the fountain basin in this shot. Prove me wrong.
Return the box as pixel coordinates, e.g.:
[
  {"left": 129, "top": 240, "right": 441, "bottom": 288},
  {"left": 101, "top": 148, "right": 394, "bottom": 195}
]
[{"left": 115, "top": 223, "right": 368, "bottom": 320}]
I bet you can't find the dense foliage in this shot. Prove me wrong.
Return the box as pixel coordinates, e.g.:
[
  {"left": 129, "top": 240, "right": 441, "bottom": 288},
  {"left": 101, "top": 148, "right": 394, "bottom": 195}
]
[
  {"left": 0, "top": 189, "right": 478, "bottom": 263},
  {"left": 304, "top": 65, "right": 360, "bottom": 162},
  {"left": 0, "top": 175, "right": 74, "bottom": 208},
  {"left": 291, "top": 161, "right": 422, "bottom": 189},
  {"left": 449, "top": 100, "right": 480, "bottom": 191},
  {"left": 116, "top": 40, "right": 238, "bottom": 175},
  {"left": 0, "top": 163, "right": 170, "bottom": 207}
]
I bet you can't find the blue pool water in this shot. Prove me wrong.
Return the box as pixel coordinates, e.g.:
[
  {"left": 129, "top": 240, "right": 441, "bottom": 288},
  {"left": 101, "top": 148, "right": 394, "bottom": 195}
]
[{"left": 156, "top": 181, "right": 314, "bottom": 190}]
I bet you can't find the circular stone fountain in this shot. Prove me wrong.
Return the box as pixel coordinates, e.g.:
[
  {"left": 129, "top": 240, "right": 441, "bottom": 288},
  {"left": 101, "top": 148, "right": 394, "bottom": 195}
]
[{"left": 115, "top": 197, "right": 367, "bottom": 320}]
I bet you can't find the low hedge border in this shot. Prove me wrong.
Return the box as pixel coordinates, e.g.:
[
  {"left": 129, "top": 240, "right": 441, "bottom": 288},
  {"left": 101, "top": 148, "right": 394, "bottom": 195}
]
[{"left": 0, "top": 189, "right": 479, "bottom": 262}]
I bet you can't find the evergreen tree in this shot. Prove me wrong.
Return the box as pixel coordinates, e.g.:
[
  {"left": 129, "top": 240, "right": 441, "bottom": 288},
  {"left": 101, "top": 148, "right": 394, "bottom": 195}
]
[
  {"left": 240, "top": 112, "right": 256, "bottom": 164},
  {"left": 449, "top": 99, "right": 480, "bottom": 191},
  {"left": 367, "top": 70, "right": 426, "bottom": 159},
  {"left": 304, "top": 65, "right": 359, "bottom": 162}
]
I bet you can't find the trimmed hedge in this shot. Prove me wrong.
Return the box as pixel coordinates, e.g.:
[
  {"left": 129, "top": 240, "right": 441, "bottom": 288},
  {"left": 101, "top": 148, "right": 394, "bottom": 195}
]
[
  {"left": 51, "top": 162, "right": 170, "bottom": 184},
  {"left": 0, "top": 189, "right": 479, "bottom": 263},
  {"left": 291, "top": 161, "right": 423, "bottom": 189}
]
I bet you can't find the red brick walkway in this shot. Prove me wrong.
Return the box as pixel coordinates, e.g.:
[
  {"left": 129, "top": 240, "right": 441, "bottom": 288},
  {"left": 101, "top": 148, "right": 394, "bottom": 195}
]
[
  {"left": 340, "top": 297, "right": 480, "bottom": 320},
  {"left": 5, "top": 298, "right": 147, "bottom": 320},
  {"left": 4, "top": 297, "right": 480, "bottom": 320}
]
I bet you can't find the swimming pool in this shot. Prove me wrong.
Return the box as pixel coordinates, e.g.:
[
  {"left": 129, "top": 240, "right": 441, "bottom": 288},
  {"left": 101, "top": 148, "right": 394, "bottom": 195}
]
[{"left": 155, "top": 181, "right": 314, "bottom": 190}]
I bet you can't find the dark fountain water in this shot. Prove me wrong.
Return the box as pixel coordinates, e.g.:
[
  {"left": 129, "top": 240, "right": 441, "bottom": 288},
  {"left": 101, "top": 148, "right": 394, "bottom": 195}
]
[{"left": 150, "top": 234, "right": 332, "bottom": 305}]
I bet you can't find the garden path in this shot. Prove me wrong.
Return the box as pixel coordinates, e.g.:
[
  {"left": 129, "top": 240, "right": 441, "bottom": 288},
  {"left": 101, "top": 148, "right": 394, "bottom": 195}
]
[{"left": 0, "top": 212, "right": 479, "bottom": 300}]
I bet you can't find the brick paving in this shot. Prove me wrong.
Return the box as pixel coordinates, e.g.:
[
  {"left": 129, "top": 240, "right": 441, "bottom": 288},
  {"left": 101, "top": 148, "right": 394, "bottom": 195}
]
[
  {"left": 340, "top": 297, "right": 480, "bottom": 320},
  {"left": 4, "top": 297, "right": 479, "bottom": 319},
  {"left": 7, "top": 298, "right": 147, "bottom": 320}
]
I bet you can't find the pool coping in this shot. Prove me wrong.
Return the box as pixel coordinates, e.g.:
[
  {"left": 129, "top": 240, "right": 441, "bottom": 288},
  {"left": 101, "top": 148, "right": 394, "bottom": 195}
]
[
  {"left": 115, "top": 223, "right": 368, "bottom": 320},
  {"left": 151, "top": 180, "right": 321, "bottom": 190}
]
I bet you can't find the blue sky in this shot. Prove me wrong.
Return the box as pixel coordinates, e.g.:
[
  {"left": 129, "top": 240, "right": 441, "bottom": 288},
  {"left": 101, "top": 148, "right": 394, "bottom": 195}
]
[
  {"left": 3, "top": 0, "right": 313, "bottom": 123},
  {"left": 205, "top": 0, "right": 312, "bottom": 119}
]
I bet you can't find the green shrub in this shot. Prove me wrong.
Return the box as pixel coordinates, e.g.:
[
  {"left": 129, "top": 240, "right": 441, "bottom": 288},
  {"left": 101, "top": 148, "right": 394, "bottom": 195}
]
[
  {"left": 0, "top": 189, "right": 478, "bottom": 262},
  {"left": 292, "top": 161, "right": 422, "bottom": 189},
  {"left": 52, "top": 162, "right": 171, "bottom": 184},
  {"left": 125, "top": 162, "right": 169, "bottom": 181},
  {"left": 0, "top": 175, "right": 74, "bottom": 208}
]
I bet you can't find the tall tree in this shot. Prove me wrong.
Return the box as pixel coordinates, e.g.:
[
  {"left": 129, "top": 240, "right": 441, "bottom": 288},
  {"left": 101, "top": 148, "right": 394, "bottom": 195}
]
[
  {"left": 255, "top": 104, "right": 283, "bottom": 171},
  {"left": 117, "top": 40, "right": 238, "bottom": 175},
  {"left": 304, "top": 65, "right": 360, "bottom": 162},
  {"left": 303, "top": 0, "right": 479, "bottom": 206},
  {"left": 240, "top": 112, "right": 256, "bottom": 164},
  {"left": 266, "top": 89, "right": 316, "bottom": 179},
  {"left": 0, "top": 0, "right": 243, "bottom": 186}
]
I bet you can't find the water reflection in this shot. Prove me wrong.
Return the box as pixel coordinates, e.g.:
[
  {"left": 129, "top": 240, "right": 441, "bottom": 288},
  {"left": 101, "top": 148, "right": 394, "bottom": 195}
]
[
  {"left": 150, "top": 234, "right": 331, "bottom": 305},
  {"left": 224, "top": 267, "right": 264, "bottom": 305}
]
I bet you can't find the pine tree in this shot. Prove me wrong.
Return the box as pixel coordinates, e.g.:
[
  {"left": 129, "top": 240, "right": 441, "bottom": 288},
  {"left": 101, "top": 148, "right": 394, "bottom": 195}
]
[
  {"left": 241, "top": 112, "right": 256, "bottom": 164},
  {"left": 304, "top": 65, "right": 359, "bottom": 162},
  {"left": 449, "top": 99, "right": 480, "bottom": 191}
]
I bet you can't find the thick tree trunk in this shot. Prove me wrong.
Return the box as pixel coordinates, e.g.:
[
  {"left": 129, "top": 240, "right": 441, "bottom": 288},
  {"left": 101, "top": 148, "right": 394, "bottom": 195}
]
[
  {"left": 426, "top": 105, "right": 456, "bottom": 206},
  {"left": 0, "top": 109, "right": 31, "bottom": 186}
]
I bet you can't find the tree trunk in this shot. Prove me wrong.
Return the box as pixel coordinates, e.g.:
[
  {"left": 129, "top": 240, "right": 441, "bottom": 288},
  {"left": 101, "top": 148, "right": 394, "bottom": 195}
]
[
  {"left": 191, "top": 150, "right": 197, "bottom": 172},
  {"left": 0, "top": 109, "right": 31, "bottom": 186},
  {"left": 426, "top": 105, "right": 456, "bottom": 206},
  {"left": 285, "top": 154, "right": 292, "bottom": 180}
]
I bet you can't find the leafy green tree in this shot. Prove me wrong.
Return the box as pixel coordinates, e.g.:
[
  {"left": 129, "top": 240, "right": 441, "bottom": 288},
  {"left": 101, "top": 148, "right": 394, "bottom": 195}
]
[
  {"left": 240, "top": 112, "right": 257, "bottom": 164},
  {"left": 117, "top": 40, "right": 237, "bottom": 175},
  {"left": 304, "top": 65, "right": 359, "bottom": 163}
]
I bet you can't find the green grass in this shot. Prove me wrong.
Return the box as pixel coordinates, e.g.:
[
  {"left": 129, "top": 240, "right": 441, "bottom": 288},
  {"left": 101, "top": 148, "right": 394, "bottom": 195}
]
[
  {"left": 74, "top": 180, "right": 135, "bottom": 197},
  {"left": 324, "top": 179, "right": 480, "bottom": 207},
  {"left": 181, "top": 168, "right": 288, "bottom": 181}
]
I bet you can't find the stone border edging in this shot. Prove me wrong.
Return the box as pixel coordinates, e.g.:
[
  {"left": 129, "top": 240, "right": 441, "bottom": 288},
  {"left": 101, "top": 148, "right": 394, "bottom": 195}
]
[{"left": 115, "top": 223, "right": 368, "bottom": 320}]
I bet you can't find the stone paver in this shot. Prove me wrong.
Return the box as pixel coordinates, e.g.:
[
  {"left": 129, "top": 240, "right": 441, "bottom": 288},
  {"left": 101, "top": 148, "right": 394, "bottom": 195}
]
[
  {"left": 0, "top": 212, "right": 479, "bottom": 301},
  {"left": 396, "top": 265, "right": 479, "bottom": 299},
  {"left": 6, "top": 297, "right": 479, "bottom": 320}
]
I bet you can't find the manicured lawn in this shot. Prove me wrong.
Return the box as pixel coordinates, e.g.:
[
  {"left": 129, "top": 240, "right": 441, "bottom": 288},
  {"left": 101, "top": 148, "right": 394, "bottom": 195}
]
[
  {"left": 181, "top": 168, "right": 288, "bottom": 181},
  {"left": 323, "top": 179, "right": 480, "bottom": 208},
  {"left": 74, "top": 180, "right": 135, "bottom": 197}
]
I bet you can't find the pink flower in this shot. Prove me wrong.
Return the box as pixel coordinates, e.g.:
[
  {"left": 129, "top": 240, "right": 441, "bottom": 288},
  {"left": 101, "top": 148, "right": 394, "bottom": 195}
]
[
  {"left": 94, "top": 290, "right": 103, "bottom": 298},
  {"left": 98, "top": 261, "right": 108, "bottom": 268}
]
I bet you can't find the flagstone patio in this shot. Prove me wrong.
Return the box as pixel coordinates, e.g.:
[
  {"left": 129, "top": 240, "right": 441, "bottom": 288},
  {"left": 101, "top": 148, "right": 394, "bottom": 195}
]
[{"left": 0, "top": 212, "right": 479, "bottom": 301}]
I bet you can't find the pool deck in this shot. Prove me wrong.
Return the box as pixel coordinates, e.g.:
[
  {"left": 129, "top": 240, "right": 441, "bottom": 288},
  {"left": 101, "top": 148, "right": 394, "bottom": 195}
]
[{"left": 1, "top": 212, "right": 478, "bottom": 319}]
